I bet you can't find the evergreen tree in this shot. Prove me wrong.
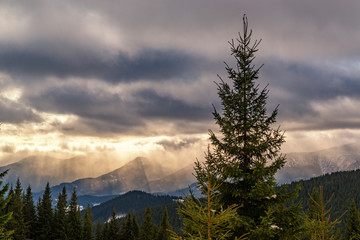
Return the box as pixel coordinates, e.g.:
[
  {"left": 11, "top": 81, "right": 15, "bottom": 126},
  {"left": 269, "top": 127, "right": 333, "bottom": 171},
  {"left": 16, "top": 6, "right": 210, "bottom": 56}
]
[
  {"left": 6, "top": 179, "right": 25, "bottom": 240},
  {"left": 174, "top": 157, "right": 242, "bottom": 240},
  {"left": 108, "top": 209, "right": 121, "bottom": 240},
  {"left": 303, "top": 186, "right": 342, "bottom": 240},
  {"left": 53, "top": 186, "right": 68, "bottom": 240},
  {"left": 120, "top": 212, "right": 133, "bottom": 240},
  {"left": 345, "top": 199, "right": 360, "bottom": 240},
  {"left": 0, "top": 170, "right": 13, "bottom": 240},
  {"left": 22, "top": 185, "right": 36, "bottom": 240},
  {"left": 194, "top": 15, "right": 297, "bottom": 239},
  {"left": 158, "top": 208, "right": 172, "bottom": 240},
  {"left": 140, "top": 206, "right": 156, "bottom": 240},
  {"left": 67, "top": 189, "right": 82, "bottom": 240},
  {"left": 132, "top": 213, "right": 140, "bottom": 240},
  {"left": 95, "top": 219, "right": 103, "bottom": 240},
  {"left": 83, "top": 204, "right": 94, "bottom": 240},
  {"left": 36, "top": 182, "right": 53, "bottom": 240},
  {"left": 102, "top": 222, "right": 110, "bottom": 240}
]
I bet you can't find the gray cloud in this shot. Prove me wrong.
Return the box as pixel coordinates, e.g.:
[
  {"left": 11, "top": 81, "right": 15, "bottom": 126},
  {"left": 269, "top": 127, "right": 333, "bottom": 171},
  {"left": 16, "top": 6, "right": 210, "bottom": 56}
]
[
  {"left": 0, "top": 46, "right": 209, "bottom": 83},
  {"left": 0, "top": 97, "right": 41, "bottom": 123}
]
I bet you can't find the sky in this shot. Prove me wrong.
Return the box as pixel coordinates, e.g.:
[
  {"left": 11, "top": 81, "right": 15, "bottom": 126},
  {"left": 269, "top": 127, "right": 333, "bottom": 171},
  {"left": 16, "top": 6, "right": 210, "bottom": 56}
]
[{"left": 1, "top": 0, "right": 360, "bottom": 166}]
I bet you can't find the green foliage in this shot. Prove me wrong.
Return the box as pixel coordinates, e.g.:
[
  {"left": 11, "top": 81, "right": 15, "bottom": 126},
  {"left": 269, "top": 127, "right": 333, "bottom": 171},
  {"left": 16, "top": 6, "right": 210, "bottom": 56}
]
[
  {"left": 302, "top": 186, "right": 342, "bottom": 240},
  {"left": 53, "top": 186, "right": 68, "bottom": 240},
  {"left": 191, "top": 15, "right": 299, "bottom": 239},
  {"left": 158, "top": 208, "right": 172, "bottom": 240},
  {"left": 108, "top": 209, "right": 121, "bottom": 240},
  {"left": 6, "top": 179, "right": 25, "bottom": 240},
  {"left": 22, "top": 185, "right": 36, "bottom": 240},
  {"left": 345, "top": 199, "right": 360, "bottom": 240},
  {"left": 83, "top": 204, "right": 94, "bottom": 240},
  {"left": 0, "top": 170, "right": 13, "bottom": 240},
  {"left": 36, "top": 182, "right": 53, "bottom": 240},
  {"left": 95, "top": 219, "right": 103, "bottom": 240},
  {"left": 67, "top": 189, "right": 82, "bottom": 240},
  {"left": 140, "top": 206, "right": 157, "bottom": 240}
]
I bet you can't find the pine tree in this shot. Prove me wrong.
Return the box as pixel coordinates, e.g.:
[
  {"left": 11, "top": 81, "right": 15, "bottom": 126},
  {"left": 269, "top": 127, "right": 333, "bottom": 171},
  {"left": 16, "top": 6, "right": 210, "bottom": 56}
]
[
  {"left": 53, "top": 186, "right": 68, "bottom": 240},
  {"left": 67, "top": 189, "right": 82, "bottom": 240},
  {"left": 0, "top": 170, "right": 13, "bottom": 240},
  {"left": 108, "top": 209, "right": 121, "bottom": 240},
  {"left": 83, "top": 204, "right": 94, "bottom": 240},
  {"left": 22, "top": 185, "right": 36, "bottom": 240},
  {"left": 6, "top": 179, "right": 26, "bottom": 240},
  {"left": 120, "top": 212, "right": 133, "bottom": 240},
  {"left": 95, "top": 219, "right": 103, "bottom": 240},
  {"left": 158, "top": 208, "right": 172, "bottom": 240},
  {"left": 194, "top": 15, "right": 297, "bottom": 239},
  {"left": 132, "top": 213, "right": 140, "bottom": 240},
  {"left": 345, "top": 199, "right": 360, "bottom": 240},
  {"left": 140, "top": 206, "right": 156, "bottom": 240},
  {"left": 36, "top": 182, "right": 53, "bottom": 240}
]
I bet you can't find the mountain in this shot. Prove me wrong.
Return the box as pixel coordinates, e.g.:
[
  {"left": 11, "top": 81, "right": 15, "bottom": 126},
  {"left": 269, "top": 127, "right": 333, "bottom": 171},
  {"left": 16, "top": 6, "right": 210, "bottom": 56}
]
[
  {"left": 46, "top": 157, "right": 196, "bottom": 197},
  {"left": 89, "top": 190, "right": 177, "bottom": 222},
  {"left": 148, "top": 163, "right": 196, "bottom": 193},
  {"left": 0, "top": 156, "right": 121, "bottom": 192},
  {"left": 48, "top": 157, "right": 168, "bottom": 197},
  {"left": 276, "top": 143, "right": 360, "bottom": 183}
]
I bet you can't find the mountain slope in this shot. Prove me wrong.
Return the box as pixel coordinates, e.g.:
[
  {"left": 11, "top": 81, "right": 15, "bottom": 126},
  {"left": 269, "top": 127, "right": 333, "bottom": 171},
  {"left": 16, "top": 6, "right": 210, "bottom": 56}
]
[
  {"left": 90, "top": 190, "right": 177, "bottom": 222},
  {"left": 276, "top": 143, "right": 360, "bottom": 183},
  {"left": 0, "top": 156, "right": 120, "bottom": 192},
  {"left": 49, "top": 157, "right": 166, "bottom": 196}
]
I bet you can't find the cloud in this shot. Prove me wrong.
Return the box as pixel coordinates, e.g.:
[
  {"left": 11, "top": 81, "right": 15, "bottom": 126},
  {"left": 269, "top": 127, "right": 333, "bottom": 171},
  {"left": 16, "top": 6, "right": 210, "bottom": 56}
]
[{"left": 0, "top": 46, "right": 210, "bottom": 83}]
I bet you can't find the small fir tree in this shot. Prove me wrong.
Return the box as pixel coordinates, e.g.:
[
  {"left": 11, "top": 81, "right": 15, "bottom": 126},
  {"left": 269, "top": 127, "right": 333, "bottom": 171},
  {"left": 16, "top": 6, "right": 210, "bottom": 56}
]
[
  {"left": 95, "top": 219, "right": 103, "bottom": 240},
  {"left": 173, "top": 156, "right": 244, "bottom": 240},
  {"left": 303, "top": 186, "right": 342, "bottom": 240}
]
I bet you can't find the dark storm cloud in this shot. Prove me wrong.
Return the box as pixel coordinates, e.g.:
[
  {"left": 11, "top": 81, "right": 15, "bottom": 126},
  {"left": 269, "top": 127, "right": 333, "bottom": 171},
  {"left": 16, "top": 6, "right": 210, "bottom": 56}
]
[
  {"left": 0, "top": 46, "right": 208, "bottom": 83},
  {"left": 260, "top": 58, "right": 360, "bottom": 130},
  {"left": 134, "top": 90, "right": 211, "bottom": 121},
  {"left": 24, "top": 85, "right": 211, "bottom": 134},
  {"left": 156, "top": 137, "right": 201, "bottom": 151},
  {"left": 0, "top": 97, "right": 41, "bottom": 124}
]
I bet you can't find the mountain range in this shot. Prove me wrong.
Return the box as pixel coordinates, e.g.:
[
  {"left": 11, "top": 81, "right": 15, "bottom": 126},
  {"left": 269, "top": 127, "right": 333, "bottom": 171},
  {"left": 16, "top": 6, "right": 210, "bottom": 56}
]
[{"left": 2, "top": 143, "right": 360, "bottom": 197}]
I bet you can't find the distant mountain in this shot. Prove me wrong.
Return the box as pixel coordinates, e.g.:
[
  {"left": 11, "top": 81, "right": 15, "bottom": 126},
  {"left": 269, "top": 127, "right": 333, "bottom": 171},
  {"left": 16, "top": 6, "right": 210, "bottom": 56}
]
[
  {"left": 148, "top": 163, "right": 196, "bottom": 193},
  {"left": 89, "top": 190, "right": 177, "bottom": 222},
  {"left": 48, "top": 157, "right": 169, "bottom": 197},
  {"left": 0, "top": 156, "right": 120, "bottom": 192},
  {"left": 47, "top": 157, "right": 195, "bottom": 197},
  {"left": 276, "top": 143, "right": 360, "bottom": 183}
]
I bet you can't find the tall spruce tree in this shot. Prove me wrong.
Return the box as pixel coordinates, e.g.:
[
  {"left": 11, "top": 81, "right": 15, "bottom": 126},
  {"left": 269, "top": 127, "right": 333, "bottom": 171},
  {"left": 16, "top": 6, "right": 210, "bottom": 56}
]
[
  {"left": 95, "top": 219, "right": 103, "bottom": 240},
  {"left": 53, "top": 186, "right": 68, "bottom": 240},
  {"left": 0, "top": 170, "right": 13, "bottom": 240},
  {"left": 36, "top": 182, "right": 54, "bottom": 240},
  {"left": 6, "top": 179, "right": 25, "bottom": 240},
  {"left": 195, "top": 15, "right": 296, "bottom": 239},
  {"left": 83, "top": 204, "right": 94, "bottom": 240},
  {"left": 108, "top": 209, "right": 121, "bottom": 240},
  {"left": 22, "top": 185, "right": 36, "bottom": 240},
  {"left": 158, "top": 208, "right": 172, "bottom": 240},
  {"left": 67, "top": 189, "right": 82, "bottom": 240},
  {"left": 140, "top": 206, "right": 156, "bottom": 240}
]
